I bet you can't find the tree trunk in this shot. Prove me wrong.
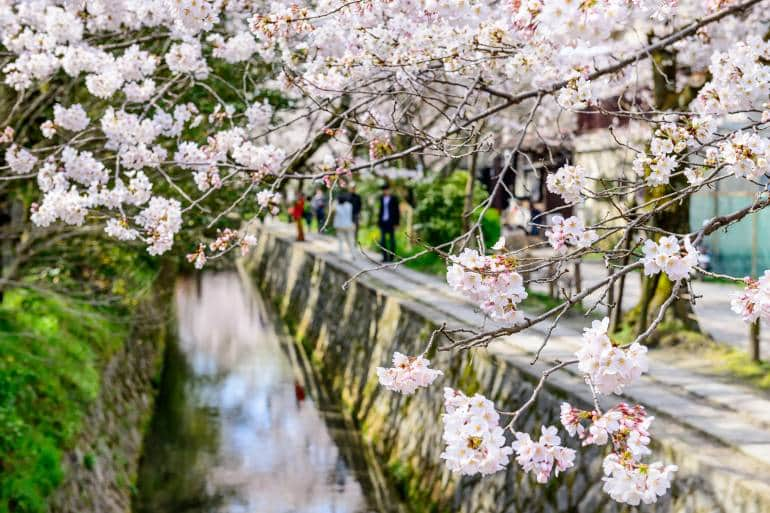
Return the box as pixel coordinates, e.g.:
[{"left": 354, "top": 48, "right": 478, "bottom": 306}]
[{"left": 631, "top": 45, "right": 702, "bottom": 339}]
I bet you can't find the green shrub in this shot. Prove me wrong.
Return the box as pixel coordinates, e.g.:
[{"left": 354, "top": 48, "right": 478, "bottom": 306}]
[{"left": 413, "top": 171, "right": 498, "bottom": 249}]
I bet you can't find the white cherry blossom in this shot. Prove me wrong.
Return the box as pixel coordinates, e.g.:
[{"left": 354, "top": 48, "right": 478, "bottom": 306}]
[
  {"left": 512, "top": 426, "right": 576, "bottom": 483},
  {"left": 441, "top": 388, "right": 512, "bottom": 476},
  {"left": 5, "top": 144, "right": 37, "bottom": 174},
  {"left": 575, "top": 318, "right": 649, "bottom": 395},
  {"left": 135, "top": 197, "right": 183, "bottom": 255},
  {"left": 546, "top": 164, "right": 588, "bottom": 204},
  {"left": 642, "top": 236, "right": 700, "bottom": 282}
]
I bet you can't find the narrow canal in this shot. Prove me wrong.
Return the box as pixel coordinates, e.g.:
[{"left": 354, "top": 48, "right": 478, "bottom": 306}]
[{"left": 133, "top": 272, "right": 398, "bottom": 513}]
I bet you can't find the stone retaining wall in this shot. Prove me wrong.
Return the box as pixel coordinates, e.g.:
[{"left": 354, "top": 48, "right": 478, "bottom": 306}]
[
  {"left": 247, "top": 228, "right": 770, "bottom": 513},
  {"left": 47, "top": 286, "right": 171, "bottom": 513}
]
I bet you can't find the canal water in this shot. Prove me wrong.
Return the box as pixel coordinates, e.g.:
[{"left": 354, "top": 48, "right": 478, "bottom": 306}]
[{"left": 133, "top": 272, "right": 397, "bottom": 513}]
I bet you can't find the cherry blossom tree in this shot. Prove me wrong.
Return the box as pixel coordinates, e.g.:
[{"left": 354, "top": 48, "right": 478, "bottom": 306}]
[{"left": 2, "top": 0, "right": 770, "bottom": 506}]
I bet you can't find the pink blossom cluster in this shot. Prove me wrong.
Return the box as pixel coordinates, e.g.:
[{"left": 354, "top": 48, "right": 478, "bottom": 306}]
[
  {"left": 186, "top": 229, "right": 258, "bottom": 268},
  {"left": 546, "top": 164, "right": 588, "bottom": 204},
  {"left": 5, "top": 144, "right": 36, "bottom": 174},
  {"left": 244, "top": 100, "right": 274, "bottom": 133},
  {"left": 248, "top": 0, "right": 727, "bottom": 136},
  {"left": 105, "top": 217, "right": 139, "bottom": 242},
  {"left": 641, "top": 236, "right": 700, "bottom": 282},
  {"left": 249, "top": 4, "right": 313, "bottom": 42},
  {"left": 561, "top": 402, "right": 676, "bottom": 505},
  {"left": 0, "top": 127, "right": 13, "bottom": 144},
  {"left": 209, "top": 228, "right": 240, "bottom": 253},
  {"left": 634, "top": 0, "right": 680, "bottom": 21},
  {"left": 0, "top": 1, "right": 268, "bottom": 257},
  {"left": 441, "top": 388, "right": 512, "bottom": 476},
  {"left": 207, "top": 32, "right": 260, "bottom": 63},
  {"left": 511, "top": 426, "right": 576, "bottom": 483},
  {"left": 208, "top": 228, "right": 257, "bottom": 255},
  {"left": 561, "top": 403, "right": 651, "bottom": 455},
  {"left": 165, "top": 0, "right": 220, "bottom": 34},
  {"left": 545, "top": 215, "right": 598, "bottom": 253},
  {"left": 256, "top": 190, "right": 282, "bottom": 215},
  {"left": 521, "top": 0, "right": 637, "bottom": 46},
  {"left": 186, "top": 244, "right": 208, "bottom": 270},
  {"left": 575, "top": 318, "right": 648, "bottom": 395},
  {"left": 14, "top": 92, "right": 286, "bottom": 255},
  {"left": 446, "top": 248, "right": 528, "bottom": 324},
  {"left": 632, "top": 152, "right": 677, "bottom": 187},
  {"left": 730, "top": 270, "right": 770, "bottom": 323},
  {"left": 626, "top": 26, "right": 770, "bottom": 191},
  {"left": 376, "top": 352, "right": 443, "bottom": 395}
]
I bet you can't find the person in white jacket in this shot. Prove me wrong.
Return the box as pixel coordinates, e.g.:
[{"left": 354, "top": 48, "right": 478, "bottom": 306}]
[{"left": 333, "top": 195, "right": 356, "bottom": 258}]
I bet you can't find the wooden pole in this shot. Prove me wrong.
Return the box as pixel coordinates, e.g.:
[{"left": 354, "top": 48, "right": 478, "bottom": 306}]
[
  {"left": 573, "top": 261, "right": 582, "bottom": 295},
  {"left": 750, "top": 319, "right": 761, "bottom": 362},
  {"left": 611, "top": 232, "right": 633, "bottom": 333},
  {"left": 461, "top": 135, "right": 480, "bottom": 248},
  {"left": 607, "top": 264, "right": 615, "bottom": 319}
]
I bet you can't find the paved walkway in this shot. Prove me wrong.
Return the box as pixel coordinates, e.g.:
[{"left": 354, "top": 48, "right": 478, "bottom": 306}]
[
  {"left": 554, "top": 259, "right": 770, "bottom": 355},
  {"left": 263, "top": 220, "right": 770, "bottom": 471}
]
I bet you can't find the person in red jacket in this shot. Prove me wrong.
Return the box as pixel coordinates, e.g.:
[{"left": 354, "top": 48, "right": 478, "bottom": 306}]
[{"left": 291, "top": 193, "right": 305, "bottom": 242}]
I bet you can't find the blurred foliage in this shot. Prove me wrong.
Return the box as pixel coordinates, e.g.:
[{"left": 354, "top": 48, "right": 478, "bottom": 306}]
[{"left": 413, "top": 171, "right": 499, "bottom": 249}]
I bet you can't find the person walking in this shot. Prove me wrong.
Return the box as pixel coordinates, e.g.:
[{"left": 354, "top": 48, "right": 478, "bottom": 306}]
[
  {"left": 377, "top": 183, "right": 400, "bottom": 262},
  {"left": 291, "top": 192, "right": 305, "bottom": 242},
  {"left": 311, "top": 188, "right": 326, "bottom": 231},
  {"left": 333, "top": 195, "right": 356, "bottom": 258},
  {"left": 302, "top": 194, "right": 313, "bottom": 227},
  {"left": 347, "top": 183, "right": 362, "bottom": 241}
]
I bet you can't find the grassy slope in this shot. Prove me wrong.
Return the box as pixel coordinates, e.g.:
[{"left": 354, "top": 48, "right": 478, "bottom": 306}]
[{"left": 0, "top": 289, "right": 132, "bottom": 513}]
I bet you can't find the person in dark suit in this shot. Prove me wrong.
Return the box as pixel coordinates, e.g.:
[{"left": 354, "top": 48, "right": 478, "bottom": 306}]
[{"left": 377, "top": 183, "right": 400, "bottom": 262}]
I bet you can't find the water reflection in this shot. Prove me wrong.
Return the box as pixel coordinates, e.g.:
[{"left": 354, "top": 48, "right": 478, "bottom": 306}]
[{"left": 134, "top": 273, "right": 378, "bottom": 513}]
